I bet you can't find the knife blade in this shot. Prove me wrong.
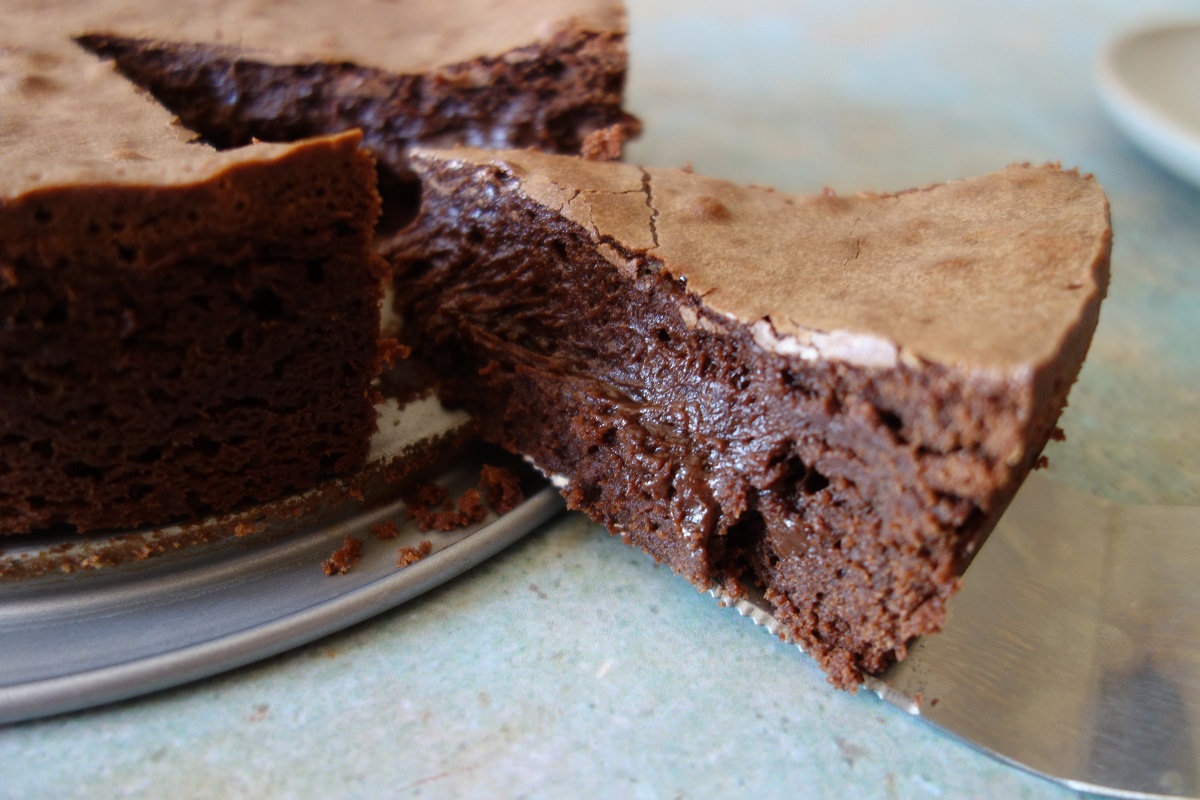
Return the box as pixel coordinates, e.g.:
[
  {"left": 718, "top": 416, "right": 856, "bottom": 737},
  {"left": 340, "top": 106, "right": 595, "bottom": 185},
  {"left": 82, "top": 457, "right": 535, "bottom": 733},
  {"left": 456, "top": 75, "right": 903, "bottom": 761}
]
[{"left": 716, "top": 471, "right": 1200, "bottom": 800}]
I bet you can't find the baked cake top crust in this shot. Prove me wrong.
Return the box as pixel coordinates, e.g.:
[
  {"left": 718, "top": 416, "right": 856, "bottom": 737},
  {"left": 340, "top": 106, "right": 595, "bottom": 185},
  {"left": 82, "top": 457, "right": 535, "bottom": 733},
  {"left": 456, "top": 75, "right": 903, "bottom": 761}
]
[
  {"left": 35, "top": 0, "right": 625, "bottom": 73},
  {"left": 0, "top": 8, "right": 358, "bottom": 198},
  {"left": 409, "top": 147, "right": 1111, "bottom": 380},
  {"left": 1, "top": 14, "right": 194, "bottom": 193}
]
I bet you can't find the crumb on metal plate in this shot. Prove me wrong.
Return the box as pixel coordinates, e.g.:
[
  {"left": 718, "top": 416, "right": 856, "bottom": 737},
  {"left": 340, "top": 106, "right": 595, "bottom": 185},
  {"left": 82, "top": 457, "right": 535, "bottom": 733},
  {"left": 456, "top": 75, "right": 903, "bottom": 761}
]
[
  {"left": 404, "top": 483, "right": 486, "bottom": 532},
  {"left": 371, "top": 520, "right": 399, "bottom": 540},
  {"left": 321, "top": 535, "right": 363, "bottom": 576},
  {"left": 396, "top": 540, "right": 432, "bottom": 568},
  {"left": 480, "top": 464, "right": 525, "bottom": 514}
]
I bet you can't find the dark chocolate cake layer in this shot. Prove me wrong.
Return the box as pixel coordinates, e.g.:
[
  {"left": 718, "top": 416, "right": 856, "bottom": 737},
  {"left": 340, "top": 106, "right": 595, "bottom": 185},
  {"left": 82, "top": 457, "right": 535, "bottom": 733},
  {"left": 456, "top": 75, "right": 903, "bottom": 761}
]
[
  {"left": 0, "top": 133, "right": 385, "bottom": 534},
  {"left": 1, "top": 14, "right": 386, "bottom": 535},
  {"left": 386, "top": 148, "right": 1111, "bottom": 687}
]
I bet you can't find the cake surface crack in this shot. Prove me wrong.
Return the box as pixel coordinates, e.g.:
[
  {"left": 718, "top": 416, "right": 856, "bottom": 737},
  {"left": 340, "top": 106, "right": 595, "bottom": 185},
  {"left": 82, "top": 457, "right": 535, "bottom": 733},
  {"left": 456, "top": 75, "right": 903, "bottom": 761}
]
[{"left": 638, "top": 167, "right": 660, "bottom": 249}]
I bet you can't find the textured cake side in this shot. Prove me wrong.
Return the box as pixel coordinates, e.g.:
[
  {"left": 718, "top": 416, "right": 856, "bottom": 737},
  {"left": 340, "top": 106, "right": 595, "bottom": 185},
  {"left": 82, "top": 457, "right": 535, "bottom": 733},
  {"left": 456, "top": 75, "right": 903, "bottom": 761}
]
[
  {"left": 386, "top": 157, "right": 1107, "bottom": 687},
  {"left": 0, "top": 134, "right": 386, "bottom": 534}
]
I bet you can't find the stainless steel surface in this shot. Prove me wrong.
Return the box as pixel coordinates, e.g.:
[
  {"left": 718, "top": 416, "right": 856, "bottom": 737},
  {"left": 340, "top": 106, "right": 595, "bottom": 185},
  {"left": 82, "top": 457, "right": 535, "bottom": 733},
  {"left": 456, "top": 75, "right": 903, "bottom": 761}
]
[
  {"left": 720, "top": 471, "right": 1200, "bottom": 799},
  {"left": 0, "top": 400, "right": 564, "bottom": 725}
]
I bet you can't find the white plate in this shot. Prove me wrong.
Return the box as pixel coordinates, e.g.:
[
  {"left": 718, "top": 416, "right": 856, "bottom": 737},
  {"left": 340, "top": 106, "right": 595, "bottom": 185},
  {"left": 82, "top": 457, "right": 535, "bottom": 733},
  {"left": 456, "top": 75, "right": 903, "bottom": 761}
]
[{"left": 1096, "top": 21, "right": 1200, "bottom": 188}]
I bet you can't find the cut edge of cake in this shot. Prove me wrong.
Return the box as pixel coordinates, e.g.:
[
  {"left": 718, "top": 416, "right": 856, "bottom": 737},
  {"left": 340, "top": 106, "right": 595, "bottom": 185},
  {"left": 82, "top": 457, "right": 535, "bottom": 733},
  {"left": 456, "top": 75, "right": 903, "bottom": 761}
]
[{"left": 1, "top": 130, "right": 389, "bottom": 534}]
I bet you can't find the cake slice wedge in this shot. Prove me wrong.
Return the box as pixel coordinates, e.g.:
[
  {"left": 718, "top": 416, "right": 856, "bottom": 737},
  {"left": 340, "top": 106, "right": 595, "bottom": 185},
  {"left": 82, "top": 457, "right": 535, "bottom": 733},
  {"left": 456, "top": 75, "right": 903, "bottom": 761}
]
[{"left": 385, "top": 148, "right": 1111, "bottom": 687}]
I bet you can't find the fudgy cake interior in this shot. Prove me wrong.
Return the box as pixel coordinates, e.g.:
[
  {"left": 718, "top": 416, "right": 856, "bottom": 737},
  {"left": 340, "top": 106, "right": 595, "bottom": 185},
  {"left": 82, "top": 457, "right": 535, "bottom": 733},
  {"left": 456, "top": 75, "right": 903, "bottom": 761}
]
[
  {"left": 387, "top": 151, "right": 1110, "bottom": 686},
  {"left": 0, "top": 134, "right": 385, "bottom": 534}
]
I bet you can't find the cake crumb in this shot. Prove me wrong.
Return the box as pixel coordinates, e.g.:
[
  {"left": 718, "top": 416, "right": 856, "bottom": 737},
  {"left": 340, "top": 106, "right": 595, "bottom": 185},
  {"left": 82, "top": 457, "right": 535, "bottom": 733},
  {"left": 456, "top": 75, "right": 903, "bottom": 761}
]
[
  {"left": 372, "top": 520, "right": 399, "bottom": 540},
  {"left": 378, "top": 337, "right": 411, "bottom": 367},
  {"left": 233, "top": 522, "right": 256, "bottom": 537},
  {"left": 460, "top": 487, "right": 486, "bottom": 519},
  {"left": 579, "top": 124, "right": 627, "bottom": 161},
  {"left": 480, "top": 464, "right": 525, "bottom": 514},
  {"left": 322, "top": 535, "right": 363, "bottom": 575},
  {"left": 405, "top": 483, "right": 487, "bottom": 531},
  {"left": 408, "top": 481, "right": 448, "bottom": 509},
  {"left": 396, "top": 540, "right": 432, "bottom": 568},
  {"left": 1034, "top": 455, "right": 1050, "bottom": 470}
]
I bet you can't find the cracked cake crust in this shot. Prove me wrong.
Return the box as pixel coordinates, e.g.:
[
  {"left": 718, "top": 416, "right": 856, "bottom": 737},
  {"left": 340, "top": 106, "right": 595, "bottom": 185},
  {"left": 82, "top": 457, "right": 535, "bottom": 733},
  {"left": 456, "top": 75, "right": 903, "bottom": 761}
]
[{"left": 386, "top": 147, "right": 1111, "bottom": 687}]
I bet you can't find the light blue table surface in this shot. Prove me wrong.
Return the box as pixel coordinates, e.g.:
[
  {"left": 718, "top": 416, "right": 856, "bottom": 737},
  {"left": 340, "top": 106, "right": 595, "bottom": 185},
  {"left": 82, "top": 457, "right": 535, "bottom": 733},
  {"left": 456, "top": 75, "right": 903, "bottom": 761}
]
[{"left": 4, "top": 1, "right": 1199, "bottom": 797}]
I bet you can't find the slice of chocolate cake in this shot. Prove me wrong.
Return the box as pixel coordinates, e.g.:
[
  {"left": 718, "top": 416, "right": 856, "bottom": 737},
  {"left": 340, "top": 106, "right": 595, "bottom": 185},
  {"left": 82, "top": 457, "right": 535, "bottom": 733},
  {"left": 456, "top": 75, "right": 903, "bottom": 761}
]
[
  {"left": 1, "top": 22, "right": 385, "bottom": 534},
  {"left": 386, "top": 148, "right": 1111, "bottom": 687}
]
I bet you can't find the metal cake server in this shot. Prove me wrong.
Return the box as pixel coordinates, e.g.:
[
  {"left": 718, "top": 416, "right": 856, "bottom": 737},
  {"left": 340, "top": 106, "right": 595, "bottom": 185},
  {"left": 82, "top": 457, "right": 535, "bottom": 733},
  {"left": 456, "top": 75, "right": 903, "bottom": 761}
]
[{"left": 722, "top": 472, "right": 1200, "bottom": 799}]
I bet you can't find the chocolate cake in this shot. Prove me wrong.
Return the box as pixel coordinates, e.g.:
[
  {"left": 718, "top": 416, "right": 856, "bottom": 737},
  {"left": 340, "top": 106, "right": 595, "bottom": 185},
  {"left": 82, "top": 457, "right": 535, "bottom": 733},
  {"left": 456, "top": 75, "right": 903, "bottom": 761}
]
[
  {"left": 1, "top": 15, "right": 385, "bottom": 534},
  {"left": 2, "top": 0, "right": 637, "bottom": 536},
  {"left": 386, "top": 148, "right": 1112, "bottom": 686},
  {"left": 70, "top": 0, "right": 637, "bottom": 224}
]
